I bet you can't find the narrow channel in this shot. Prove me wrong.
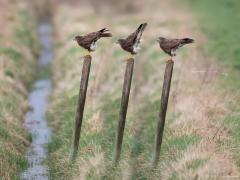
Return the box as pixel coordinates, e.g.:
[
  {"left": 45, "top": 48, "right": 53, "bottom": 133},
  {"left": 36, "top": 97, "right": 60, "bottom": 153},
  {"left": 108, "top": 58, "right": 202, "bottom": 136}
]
[{"left": 21, "top": 18, "right": 53, "bottom": 180}]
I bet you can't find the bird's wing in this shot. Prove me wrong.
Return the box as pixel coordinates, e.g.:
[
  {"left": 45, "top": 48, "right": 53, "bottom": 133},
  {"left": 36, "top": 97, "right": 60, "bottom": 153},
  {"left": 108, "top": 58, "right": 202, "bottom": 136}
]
[
  {"left": 121, "top": 32, "right": 136, "bottom": 53},
  {"left": 82, "top": 32, "right": 99, "bottom": 43},
  {"left": 124, "top": 32, "right": 136, "bottom": 45},
  {"left": 162, "top": 39, "right": 181, "bottom": 50}
]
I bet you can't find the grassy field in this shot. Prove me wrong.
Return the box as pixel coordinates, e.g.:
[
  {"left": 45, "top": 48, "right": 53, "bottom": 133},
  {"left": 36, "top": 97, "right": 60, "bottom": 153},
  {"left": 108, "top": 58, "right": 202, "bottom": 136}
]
[
  {"left": 0, "top": 1, "right": 39, "bottom": 179},
  {"left": 46, "top": 0, "right": 240, "bottom": 179},
  {"left": 1, "top": 0, "right": 239, "bottom": 179},
  {"left": 186, "top": 0, "right": 240, "bottom": 68},
  {"left": 185, "top": 0, "right": 240, "bottom": 171}
]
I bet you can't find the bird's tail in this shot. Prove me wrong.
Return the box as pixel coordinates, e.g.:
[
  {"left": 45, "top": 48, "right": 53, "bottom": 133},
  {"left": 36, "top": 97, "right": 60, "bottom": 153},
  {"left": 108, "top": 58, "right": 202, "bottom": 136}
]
[
  {"left": 181, "top": 38, "right": 194, "bottom": 44},
  {"left": 98, "top": 28, "right": 112, "bottom": 37},
  {"left": 135, "top": 22, "right": 147, "bottom": 41},
  {"left": 100, "top": 32, "right": 112, "bottom": 37},
  {"left": 136, "top": 23, "right": 147, "bottom": 34}
]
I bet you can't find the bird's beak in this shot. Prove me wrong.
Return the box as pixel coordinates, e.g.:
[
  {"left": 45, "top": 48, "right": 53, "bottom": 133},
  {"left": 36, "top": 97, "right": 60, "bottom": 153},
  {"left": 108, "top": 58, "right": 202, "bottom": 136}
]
[
  {"left": 156, "top": 38, "right": 160, "bottom": 42},
  {"left": 73, "top": 38, "right": 76, "bottom": 41}
]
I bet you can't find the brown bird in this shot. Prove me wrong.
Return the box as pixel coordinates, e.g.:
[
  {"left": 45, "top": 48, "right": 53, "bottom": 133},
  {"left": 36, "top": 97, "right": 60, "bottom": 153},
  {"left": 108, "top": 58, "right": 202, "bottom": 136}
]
[
  {"left": 118, "top": 23, "right": 147, "bottom": 58},
  {"left": 74, "top": 28, "right": 112, "bottom": 55},
  {"left": 157, "top": 37, "right": 194, "bottom": 60}
]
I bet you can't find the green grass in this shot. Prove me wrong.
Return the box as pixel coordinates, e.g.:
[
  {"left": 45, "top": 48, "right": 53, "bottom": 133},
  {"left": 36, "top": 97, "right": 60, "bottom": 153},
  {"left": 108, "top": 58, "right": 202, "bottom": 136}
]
[
  {"left": 47, "top": 93, "right": 78, "bottom": 179},
  {"left": 0, "top": 6, "right": 38, "bottom": 179},
  {"left": 184, "top": 0, "right": 240, "bottom": 169},
  {"left": 47, "top": 1, "right": 240, "bottom": 178},
  {"left": 4, "top": 69, "right": 15, "bottom": 78},
  {"left": 185, "top": 0, "right": 240, "bottom": 69},
  {"left": 0, "top": 123, "right": 11, "bottom": 140},
  {"left": 185, "top": 158, "right": 206, "bottom": 170},
  {"left": 0, "top": 143, "right": 28, "bottom": 180},
  {"left": 0, "top": 47, "right": 24, "bottom": 62},
  {"left": 14, "top": 9, "right": 39, "bottom": 56},
  {"left": 47, "top": 90, "right": 200, "bottom": 179}
]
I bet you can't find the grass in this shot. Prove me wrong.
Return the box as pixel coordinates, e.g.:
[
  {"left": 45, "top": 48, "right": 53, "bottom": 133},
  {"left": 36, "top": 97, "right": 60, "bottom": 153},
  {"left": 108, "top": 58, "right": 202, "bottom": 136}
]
[
  {"left": 47, "top": 0, "right": 240, "bottom": 179},
  {"left": 47, "top": 46, "right": 201, "bottom": 178},
  {"left": 14, "top": 10, "right": 39, "bottom": 56},
  {"left": 184, "top": 0, "right": 240, "bottom": 170},
  {"left": 0, "top": 2, "right": 38, "bottom": 179},
  {"left": 185, "top": 158, "right": 206, "bottom": 170},
  {"left": 185, "top": 0, "right": 240, "bottom": 69},
  {"left": 0, "top": 47, "right": 24, "bottom": 62},
  {"left": 47, "top": 90, "right": 200, "bottom": 179}
]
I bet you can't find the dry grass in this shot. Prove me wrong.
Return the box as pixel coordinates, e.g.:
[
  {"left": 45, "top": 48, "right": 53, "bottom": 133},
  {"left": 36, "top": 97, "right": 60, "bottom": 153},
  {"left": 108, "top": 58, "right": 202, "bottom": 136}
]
[
  {"left": 47, "top": 0, "right": 239, "bottom": 179},
  {"left": 0, "top": 0, "right": 38, "bottom": 179}
]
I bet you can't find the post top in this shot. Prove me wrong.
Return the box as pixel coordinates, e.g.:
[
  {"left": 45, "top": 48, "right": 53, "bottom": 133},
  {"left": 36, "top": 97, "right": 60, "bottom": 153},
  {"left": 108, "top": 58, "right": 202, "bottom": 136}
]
[
  {"left": 126, "top": 57, "right": 134, "bottom": 62},
  {"left": 166, "top": 59, "right": 174, "bottom": 64},
  {"left": 84, "top": 54, "right": 92, "bottom": 59}
]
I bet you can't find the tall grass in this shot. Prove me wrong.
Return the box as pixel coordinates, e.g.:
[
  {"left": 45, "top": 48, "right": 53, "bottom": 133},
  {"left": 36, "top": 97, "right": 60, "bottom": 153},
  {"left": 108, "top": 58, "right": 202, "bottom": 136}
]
[
  {"left": 0, "top": 1, "right": 39, "bottom": 179},
  {"left": 184, "top": 0, "right": 240, "bottom": 170},
  {"left": 185, "top": 0, "right": 240, "bottom": 69},
  {"left": 47, "top": 0, "right": 240, "bottom": 179},
  {"left": 46, "top": 1, "right": 225, "bottom": 179}
]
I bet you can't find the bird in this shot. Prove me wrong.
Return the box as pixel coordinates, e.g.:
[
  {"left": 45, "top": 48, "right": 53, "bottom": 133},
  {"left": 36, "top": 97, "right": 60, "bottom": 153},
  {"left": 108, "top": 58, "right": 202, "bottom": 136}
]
[
  {"left": 157, "top": 37, "right": 194, "bottom": 60},
  {"left": 117, "top": 23, "right": 147, "bottom": 59},
  {"left": 74, "top": 28, "right": 112, "bottom": 56}
]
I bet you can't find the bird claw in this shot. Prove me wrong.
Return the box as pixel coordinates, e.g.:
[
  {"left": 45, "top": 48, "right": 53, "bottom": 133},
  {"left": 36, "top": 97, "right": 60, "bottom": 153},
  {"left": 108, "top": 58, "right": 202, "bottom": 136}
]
[
  {"left": 166, "top": 58, "right": 174, "bottom": 63},
  {"left": 85, "top": 51, "right": 92, "bottom": 57},
  {"left": 128, "top": 54, "right": 135, "bottom": 60}
]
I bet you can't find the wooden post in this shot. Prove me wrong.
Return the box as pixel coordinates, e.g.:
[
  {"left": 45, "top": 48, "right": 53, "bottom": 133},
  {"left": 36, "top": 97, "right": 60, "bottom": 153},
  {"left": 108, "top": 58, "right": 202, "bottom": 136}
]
[
  {"left": 72, "top": 55, "right": 92, "bottom": 161},
  {"left": 153, "top": 59, "right": 174, "bottom": 167},
  {"left": 113, "top": 58, "right": 134, "bottom": 165}
]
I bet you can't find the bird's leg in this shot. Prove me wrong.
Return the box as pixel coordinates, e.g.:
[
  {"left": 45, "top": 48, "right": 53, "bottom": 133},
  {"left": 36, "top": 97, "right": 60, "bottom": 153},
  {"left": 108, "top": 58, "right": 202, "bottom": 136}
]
[
  {"left": 172, "top": 49, "right": 177, "bottom": 57},
  {"left": 167, "top": 50, "right": 174, "bottom": 62},
  {"left": 85, "top": 51, "right": 91, "bottom": 57},
  {"left": 128, "top": 53, "right": 135, "bottom": 60},
  {"left": 166, "top": 56, "right": 173, "bottom": 62}
]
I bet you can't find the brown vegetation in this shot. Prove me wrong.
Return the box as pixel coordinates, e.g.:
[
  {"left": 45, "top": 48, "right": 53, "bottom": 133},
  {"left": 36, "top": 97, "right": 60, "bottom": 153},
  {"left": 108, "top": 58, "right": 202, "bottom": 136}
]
[
  {"left": 47, "top": 0, "right": 239, "bottom": 179},
  {"left": 0, "top": 0, "right": 38, "bottom": 179}
]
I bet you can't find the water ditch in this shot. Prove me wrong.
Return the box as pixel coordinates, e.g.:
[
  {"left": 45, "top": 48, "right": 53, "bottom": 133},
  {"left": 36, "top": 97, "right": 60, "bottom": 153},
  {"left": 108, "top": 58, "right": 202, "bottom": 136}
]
[{"left": 21, "top": 18, "right": 53, "bottom": 180}]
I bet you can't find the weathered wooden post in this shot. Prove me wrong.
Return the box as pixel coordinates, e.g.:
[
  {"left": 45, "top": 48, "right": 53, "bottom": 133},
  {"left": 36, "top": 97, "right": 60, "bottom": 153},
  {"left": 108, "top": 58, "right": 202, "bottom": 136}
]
[
  {"left": 113, "top": 58, "right": 134, "bottom": 165},
  {"left": 72, "top": 55, "right": 92, "bottom": 161},
  {"left": 153, "top": 59, "right": 174, "bottom": 167}
]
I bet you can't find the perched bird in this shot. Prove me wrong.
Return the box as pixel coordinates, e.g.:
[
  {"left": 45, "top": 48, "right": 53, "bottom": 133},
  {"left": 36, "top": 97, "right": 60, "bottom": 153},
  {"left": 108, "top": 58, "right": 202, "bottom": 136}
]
[
  {"left": 118, "top": 23, "right": 147, "bottom": 58},
  {"left": 74, "top": 28, "right": 112, "bottom": 55},
  {"left": 157, "top": 37, "right": 194, "bottom": 60}
]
